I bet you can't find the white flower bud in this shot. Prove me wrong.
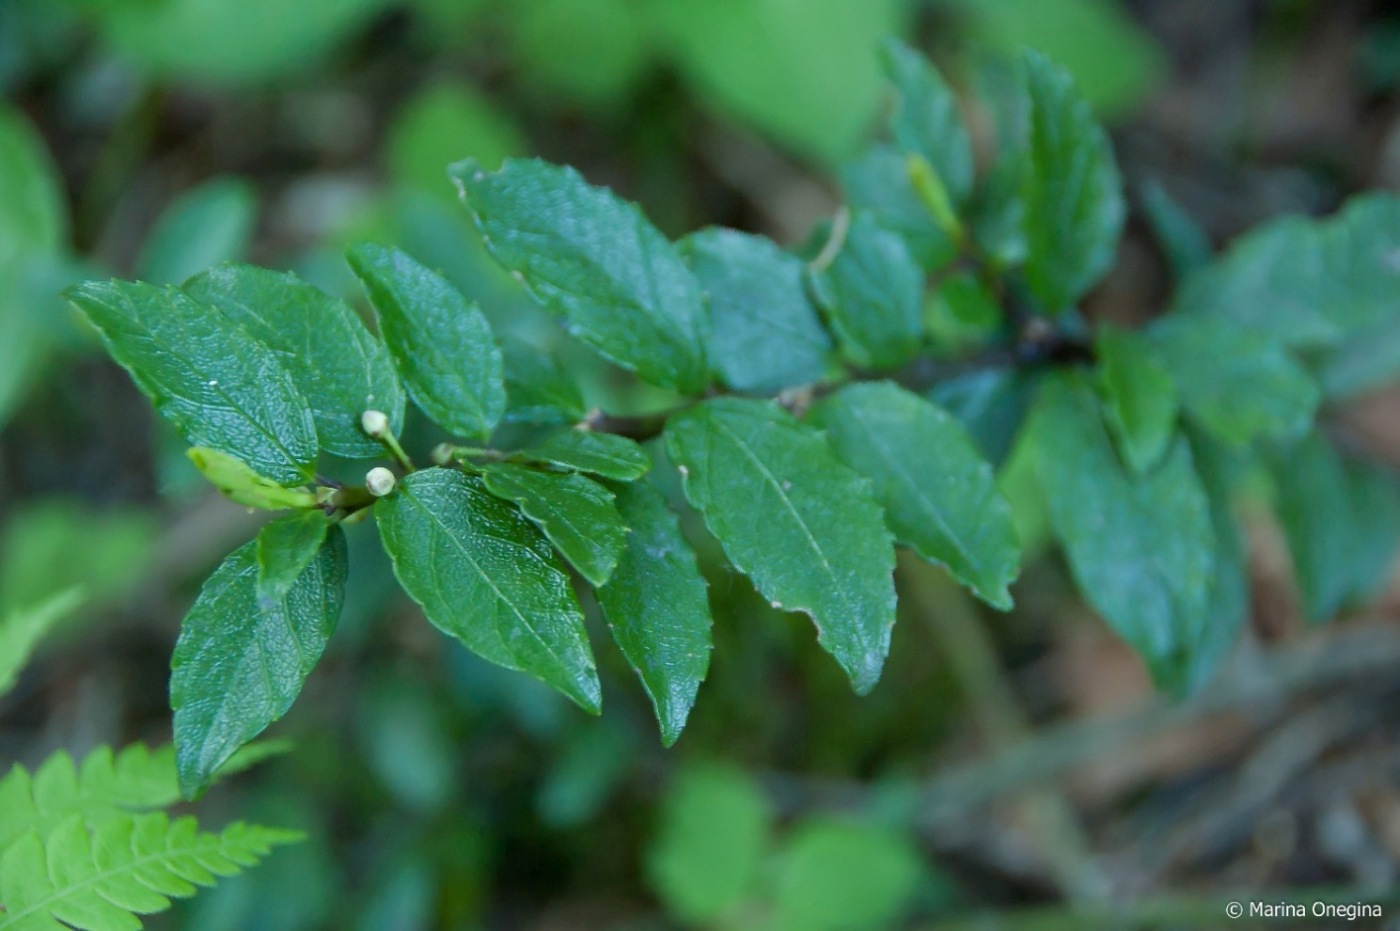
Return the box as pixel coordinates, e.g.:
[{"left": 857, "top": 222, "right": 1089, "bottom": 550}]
[
  {"left": 365, "top": 467, "right": 397, "bottom": 497},
  {"left": 360, "top": 409, "right": 390, "bottom": 438}
]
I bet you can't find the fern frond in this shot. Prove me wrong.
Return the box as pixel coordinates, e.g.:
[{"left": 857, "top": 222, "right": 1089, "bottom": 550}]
[{"left": 0, "top": 812, "right": 300, "bottom": 930}]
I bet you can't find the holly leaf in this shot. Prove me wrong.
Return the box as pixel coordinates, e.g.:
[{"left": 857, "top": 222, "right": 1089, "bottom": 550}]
[{"left": 519, "top": 429, "right": 652, "bottom": 482}]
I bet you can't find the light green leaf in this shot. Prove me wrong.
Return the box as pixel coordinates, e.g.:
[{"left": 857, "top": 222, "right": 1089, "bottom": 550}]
[
  {"left": 137, "top": 178, "right": 256, "bottom": 286},
  {"left": 647, "top": 763, "right": 771, "bottom": 925},
  {"left": 0, "top": 105, "right": 65, "bottom": 262},
  {"left": 812, "top": 382, "right": 1020, "bottom": 610},
  {"left": 1032, "top": 375, "right": 1215, "bottom": 688},
  {"left": 665, "top": 398, "right": 896, "bottom": 694},
  {"left": 346, "top": 242, "right": 504, "bottom": 440},
  {"left": 480, "top": 464, "right": 627, "bottom": 587},
  {"left": 255, "top": 512, "right": 332, "bottom": 609},
  {"left": 185, "top": 263, "right": 405, "bottom": 458},
  {"left": 882, "top": 39, "right": 973, "bottom": 204},
  {"left": 1015, "top": 50, "right": 1125, "bottom": 312},
  {"left": 508, "top": 0, "right": 651, "bottom": 109},
  {"left": 597, "top": 477, "right": 712, "bottom": 746},
  {"left": 770, "top": 819, "right": 923, "bottom": 931},
  {"left": 1094, "top": 326, "right": 1178, "bottom": 473},
  {"left": 187, "top": 448, "right": 319, "bottom": 511},
  {"left": 388, "top": 82, "right": 524, "bottom": 199},
  {"left": 519, "top": 429, "right": 652, "bottom": 482},
  {"left": 66, "top": 280, "right": 318, "bottom": 485},
  {"left": 452, "top": 157, "right": 710, "bottom": 395},
  {"left": 171, "top": 530, "right": 347, "bottom": 798},
  {"left": 375, "top": 468, "right": 600, "bottom": 712},
  {"left": 0, "top": 588, "right": 83, "bottom": 699},
  {"left": 1151, "top": 315, "right": 1318, "bottom": 445},
  {"left": 501, "top": 338, "right": 587, "bottom": 426},
  {"left": 809, "top": 211, "right": 925, "bottom": 371},
  {"left": 680, "top": 227, "right": 831, "bottom": 393},
  {"left": 841, "top": 145, "right": 958, "bottom": 270}
]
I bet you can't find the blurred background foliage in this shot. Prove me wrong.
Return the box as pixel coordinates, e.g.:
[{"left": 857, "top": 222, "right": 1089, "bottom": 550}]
[{"left": 5, "top": 0, "right": 1400, "bottom": 928}]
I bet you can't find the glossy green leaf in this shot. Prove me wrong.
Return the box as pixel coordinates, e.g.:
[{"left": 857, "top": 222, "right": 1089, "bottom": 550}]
[
  {"left": 597, "top": 477, "right": 712, "bottom": 746},
  {"left": 665, "top": 398, "right": 897, "bottom": 694},
  {"left": 171, "top": 529, "right": 347, "bottom": 797},
  {"left": 0, "top": 588, "right": 83, "bottom": 699},
  {"left": 812, "top": 382, "right": 1020, "bottom": 610},
  {"left": 770, "top": 819, "right": 923, "bottom": 931},
  {"left": 680, "top": 227, "right": 831, "bottom": 393},
  {"left": 187, "top": 448, "right": 319, "bottom": 511},
  {"left": 841, "top": 145, "right": 957, "bottom": 270},
  {"left": 375, "top": 468, "right": 600, "bottom": 712},
  {"left": 1032, "top": 375, "right": 1215, "bottom": 688},
  {"left": 452, "top": 157, "right": 710, "bottom": 395},
  {"left": 137, "top": 178, "right": 257, "bottom": 286},
  {"left": 346, "top": 242, "right": 504, "bottom": 440},
  {"left": 185, "top": 263, "right": 405, "bottom": 459},
  {"left": 519, "top": 429, "right": 652, "bottom": 482},
  {"left": 480, "top": 464, "right": 627, "bottom": 587},
  {"left": 1015, "top": 50, "right": 1125, "bottom": 312},
  {"left": 882, "top": 39, "right": 973, "bottom": 204},
  {"left": 1094, "top": 326, "right": 1177, "bottom": 473},
  {"left": 1151, "top": 315, "right": 1318, "bottom": 445},
  {"left": 66, "top": 280, "right": 318, "bottom": 485},
  {"left": 809, "top": 211, "right": 925, "bottom": 371},
  {"left": 255, "top": 512, "right": 332, "bottom": 609}
]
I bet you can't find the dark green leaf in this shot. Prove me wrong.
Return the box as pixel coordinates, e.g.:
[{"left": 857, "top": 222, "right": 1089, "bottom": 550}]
[
  {"left": 171, "top": 528, "right": 347, "bottom": 797},
  {"left": 680, "top": 228, "right": 831, "bottom": 393},
  {"left": 66, "top": 280, "right": 318, "bottom": 485},
  {"left": 1094, "top": 326, "right": 1178, "bottom": 472},
  {"left": 185, "top": 263, "right": 406, "bottom": 458},
  {"left": 882, "top": 39, "right": 973, "bottom": 204},
  {"left": 665, "top": 398, "right": 896, "bottom": 694},
  {"left": 1139, "top": 180, "right": 1211, "bottom": 280},
  {"left": 809, "top": 212, "right": 924, "bottom": 371},
  {"left": 812, "top": 382, "right": 1020, "bottom": 609},
  {"left": 841, "top": 145, "right": 958, "bottom": 270},
  {"left": 138, "top": 178, "right": 257, "bottom": 286},
  {"left": 1032, "top": 375, "right": 1215, "bottom": 687},
  {"left": 1184, "top": 431, "right": 1249, "bottom": 692},
  {"left": 597, "top": 477, "right": 712, "bottom": 746},
  {"left": 928, "top": 367, "right": 1043, "bottom": 468},
  {"left": 452, "top": 157, "right": 710, "bottom": 394},
  {"left": 255, "top": 511, "right": 332, "bottom": 609},
  {"left": 375, "top": 468, "right": 600, "bottom": 711},
  {"left": 480, "top": 464, "right": 627, "bottom": 586},
  {"left": 520, "top": 429, "right": 651, "bottom": 481},
  {"left": 346, "top": 242, "right": 505, "bottom": 440},
  {"left": 501, "top": 337, "right": 587, "bottom": 426}
]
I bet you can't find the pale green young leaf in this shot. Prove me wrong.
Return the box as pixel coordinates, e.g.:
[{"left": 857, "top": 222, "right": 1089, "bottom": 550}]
[
  {"left": 480, "top": 464, "right": 627, "bottom": 587},
  {"left": 185, "top": 263, "right": 405, "bottom": 458},
  {"left": 882, "top": 39, "right": 973, "bottom": 205},
  {"left": 665, "top": 398, "right": 896, "bottom": 694},
  {"left": 597, "top": 477, "right": 712, "bottom": 746},
  {"left": 770, "top": 819, "right": 923, "bottom": 931},
  {"left": 171, "top": 529, "right": 347, "bottom": 798},
  {"left": 375, "top": 468, "right": 600, "bottom": 712},
  {"left": 1032, "top": 375, "right": 1215, "bottom": 688},
  {"left": 501, "top": 339, "right": 587, "bottom": 426},
  {"left": 186, "top": 448, "right": 318, "bottom": 511},
  {"left": 520, "top": 429, "right": 652, "bottom": 482},
  {"left": 0, "top": 588, "right": 83, "bottom": 699},
  {"left": 137, "top": 178, "right": 256, "bottom": 286},
  {"left": 388, "top": 81, "right": 523, "bottom": 197},
  {"left": 679, "top": 227, "right": 831, "bottom": 393},
  {"left": 811, "top": 383, "right": 1020, "bottom": 610},
  {"left": 255, "top": 512, "right": 332, "bottom": 609},
  {"left": 451, "top": 157, "right": 710, "bottom": 395},
  {"left": 66, "top": 281, "right": 318, "bottom": 485},
  {"left": 345, "top": 242, "right": 504, "bottom": 440},
  {"left": 1094, "top": 326, "right": 1178, "bottom": 473},
  {"left": 809, "top": 211, "right": 925, "bottom": 371}
]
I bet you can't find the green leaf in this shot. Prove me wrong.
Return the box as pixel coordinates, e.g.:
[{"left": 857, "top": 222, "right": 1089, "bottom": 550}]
[
  {"left": 519, "top": 429, "right": 652, "bottom": 482},
  {"left": 809, "top": 211, "right": 925, "bottom": 371},
  {"left": 186, "top": 448, "right": 319, "bottom": 511},
  {"left": 1014, "top": 50, "right": 1125, "bottom": 312},
  {"left": 507, "top": 0, "right": 651, "bottom": 109},
  {"left": 597, "top": 477, "right": 712, "bottom": 746},
  {"left": 1185, "top": 431, "right": 1249, "bottom": 692},
  {"left": 0, "top": 813, "right": 300, "bottom": 931},
  {"left": 171, "top": 529, "right": 347, "bottom": 798},
  {"left": 647, "top": 763, "right": 771, "bottom": 925},
  {"left": 882, "top": 40, "right": 973, "bottom": 205},
  {"left": 1140, "top": 179, "right": 1211, "bottom": 279},
  {"left": 66, "top": 280, "right": 318, "bottom": 485},
  {"left": 928, "top": 367, "right": 1044, "bottom": 468},
  {"left": 811, "top": 382, "right": 1020, "bottom": 610},
  {"left": 665, "top": 398, "right": 896, "bottom": 694},
  {"left": 0, "top": 105, "right": 66, "bottom": 262},
  {"left": 1151, "top": 316, "right": 1318, "bottom": 445},
  {"left": 680, "top": 228, "right": 831, "bottom": 393},
  {"left": 255, "top": 512, "right": 332, "bottom": 609},
  {"left": 1032, "top": 375, "right": 1215, "bottom": 688},
  {"left": 451, "top": 157, "right": 710, "bottom": 395},
  {"left": 480, "top": 464, "right": 627, "bottom": 587},
  {"left": 841, "top": 145, "right": 958, "bottom": 270},
  {"left": 388, "top": 82, "right": 524, "bottom": 199},
  {"left": 184, "top": 263, "right": 405, "bottom": 459},
  {"left": 0, "top": 588, "right": 83, "bottom": 699},
  {"left": 501, "top": 338, "right": 587, "bottom": 426},
  {"left": 769, "top": 819, "right": 923, "bottom": 931},
  {"left": 1094, "top": 326, "right": 1178, "bottom": 472},
  {"left": 137, "top": 178, "right": 257, "bottom": 286},
  {"left": 346, "top": 242, "right": 504, "bottom": 440},
  {"left": 375, "top": 468, "right": 600, "bottom": 712}
]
